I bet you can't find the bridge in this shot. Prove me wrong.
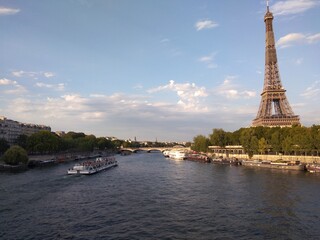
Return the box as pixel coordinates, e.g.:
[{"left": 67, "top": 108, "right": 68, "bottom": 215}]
[{"left": 120, "top": 146, "right": 190, "bottom": 153}]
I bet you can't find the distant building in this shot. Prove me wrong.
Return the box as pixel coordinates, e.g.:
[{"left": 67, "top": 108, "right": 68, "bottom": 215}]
[
  {"left": 209, "top": 145, "right": 245, "bottom": 155},
  {"left": 0, "top": 116, "right": 51, "bottom": 145}
]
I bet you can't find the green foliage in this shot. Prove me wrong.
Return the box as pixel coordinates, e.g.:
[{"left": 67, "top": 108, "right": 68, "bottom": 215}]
[
  {"left": 240, "top": 128, "right": 259, "bottom": 158},
  {"left": 112, "top": 139, "right": 124, "bottom": 149},
  {"left": 97, "top": 137, "right": 114, "bottom": 150},
  {"left": 0, "top": 138, "right": 10, "bottom": 154},
  {"left": 2, "top": 145, "right": 28, "bottom": 165},
  {"left": 270, "top": 131, "right": 282, "bottom": 153},
  {"left": 209, "top": 128, "right": 228, "bottom": 147},
  {"left": 64, "top": 132, "right": 86, "bottom": 139},
  {"left": 258, "top": 137, "right": 268, "bottom": 154},
  {"left": 192, "top": 124, "right": 320, "bottom": 157},
  {"left": 15, "top": 134, "right": 28, "bottom": 149},
  {"left": 27, "top": 131, "right": 60, "bottom": 154},
  {"left": 192, "top": 135, "right": 210, "bottom": 153},
  {"left": 282, "top": 136, "right": 293, "bottom": 154}
]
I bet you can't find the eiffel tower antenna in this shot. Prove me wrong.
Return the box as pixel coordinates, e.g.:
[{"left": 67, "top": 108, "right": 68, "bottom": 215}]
[{"left": 252, "top": 2, "right": 300, "bottom": 127}]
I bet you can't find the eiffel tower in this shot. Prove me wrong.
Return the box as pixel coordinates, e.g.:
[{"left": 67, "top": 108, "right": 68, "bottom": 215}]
[{"left": 252, "top": 1, "right": 300, "bottom": 127}]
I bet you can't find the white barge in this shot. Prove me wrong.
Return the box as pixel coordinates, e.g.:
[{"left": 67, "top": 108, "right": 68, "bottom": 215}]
[{"left": 67, "top": 156, "right": 117, "bottom": 175}]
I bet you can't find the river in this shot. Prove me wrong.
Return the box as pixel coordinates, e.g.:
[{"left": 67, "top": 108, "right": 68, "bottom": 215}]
[{"left": 0, "top": 152, "right": 319, "bottom": 239}]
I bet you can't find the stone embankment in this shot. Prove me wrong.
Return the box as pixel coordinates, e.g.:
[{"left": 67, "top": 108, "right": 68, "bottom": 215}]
[
  {"left": 210, "top": 153, "right": 320, "bottom": 164},
  {"left": 0, "top": 163, "right": 28, "bottom": 172}
]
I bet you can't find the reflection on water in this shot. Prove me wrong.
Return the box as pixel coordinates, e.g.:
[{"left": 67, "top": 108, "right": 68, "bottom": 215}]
[{"left": 1, "top": 153, "right": 319, "bottom": 239}]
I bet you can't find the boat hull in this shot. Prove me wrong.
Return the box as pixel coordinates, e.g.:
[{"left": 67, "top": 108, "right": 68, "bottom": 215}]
[
  {"left": 168, "top": 151, "right": 187, "bottom": 160},
  {"left": 306, "top": 164, "right": 320, "bottom": 173},
  {"left": 67, "top": 157, "right": 117, "bottom": 175},
  {"left": 242, "top": 160, "right": 305, "bottom": 171},
  {"left": 186, "top": 154, "right": 211, "bottom": 163},
  {"left": 67, "top": 162, "right": 117, "bottom": 175}
]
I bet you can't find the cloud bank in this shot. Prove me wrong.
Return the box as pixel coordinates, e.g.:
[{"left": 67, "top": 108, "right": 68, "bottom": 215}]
[
  {"left": 277, "top": 32, "right": 320, "bottom": 48},
  {"left": 271, "top": 0, "right": 319, "bottom": 16}
]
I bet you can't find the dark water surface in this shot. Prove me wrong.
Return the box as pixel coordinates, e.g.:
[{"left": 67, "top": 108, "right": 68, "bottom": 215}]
[{"left": 1, "top": 153, "right": 320, "bottom": 239}]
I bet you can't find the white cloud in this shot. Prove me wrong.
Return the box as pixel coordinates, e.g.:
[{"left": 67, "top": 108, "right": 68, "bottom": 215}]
[
  {"left": 35, "top": 82, "right": 65, "bottom": 91},
  {"left": 11, "top": 71, "right": 23, "bottom": 77},
  {"left": 214, "top": 76, "right": 256, "bottom": 99},
  {"left": 44, "top": 72, "right": 55, "bottom": 78},
  {"left": 12, "top": 70, "right": 55, "bottom": 79},
  {"left": 306, "top": 33, "right": 320, "bottom": 43},
  {"left": 301, "top": 81, "right": 320, "bottom": 99},
  {"left": 198, "top": 53, "right": 218, "bottom": 69},
  {"left": 277, "top": 32, "right": 320, "bottom": 48},
  {"left": 0, "top": 78, "right": 26, "bottom": 94},
  {"left": 195, "top": 19, "right": 219, "bottom": 31},
  {"left": 0, "top": 7, "right": 20, "bottom": 15},
  {"left": 271, "top": 0, "right": 320, "bottom": 16},
  {"left": 148, "top": 80, "right": 208, "bottom": 111},
  {"left": 2, "top": 87, "right": 261, "bottom": 141},
  {"left": 0, "top": 78, "right": 17, "bottom": 85}
]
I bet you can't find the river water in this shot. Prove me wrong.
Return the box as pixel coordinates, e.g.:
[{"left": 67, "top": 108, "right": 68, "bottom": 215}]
[{"left": 1, "top": 152, "right": 319, "bottom": 240}]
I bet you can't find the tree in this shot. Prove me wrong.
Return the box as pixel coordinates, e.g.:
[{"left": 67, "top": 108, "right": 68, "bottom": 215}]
[
  {"left": 240, "top": 128, "right": 259, "bottom": 158},
  {"left": 210, "top": 128, "right": 228, "bottom": 147},
  {"left": 27, "top": 131, "right": 60, "bottom": 154},
  {"left": 225, "top": 128, "right": 241, "bottom": 145},
  {"left": 15, "top": 134, "right": 28, "bottom": 149},
  {"left": 64, "top": 131, "right": 86, "bottom": 139},
  {"left": 75, "top": 135, "right": 97, "bottom": 152},
  {"left": 258, "top": 137, "right": 268, "bottom": 154},
  {"left": 290, "top": 126, "right": 312, "bottom": 155},
  {"left": 282, "top": 136, "right": 293, "bottom": 155},
  {"left": 192, "top": 135, "right": 210, "bottom": 152},
  {"left": 1, "top": 145, "right": 29, "bottom": 165},
  {"left": 270, "top": 131, "right": 282, "bottom": 154},
  {"left": 0, "top": 138, "right": 10, "bottom": 154},
  {"left": 310, "top": 125, "right": 320, "bottom": 155}
]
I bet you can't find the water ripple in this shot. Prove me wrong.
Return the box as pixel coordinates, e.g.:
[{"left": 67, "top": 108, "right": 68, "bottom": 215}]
[{"left": 1, "top": 153, "right": 320, "bottom": 239}]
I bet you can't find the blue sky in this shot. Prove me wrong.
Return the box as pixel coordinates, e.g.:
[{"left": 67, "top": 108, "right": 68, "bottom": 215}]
[{"left": 1, "top": 0, "right": 320, "bottom": 142}]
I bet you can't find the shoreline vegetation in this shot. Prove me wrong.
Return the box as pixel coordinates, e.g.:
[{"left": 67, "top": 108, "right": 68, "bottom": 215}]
[
  {"left": 0, "top": 130, "right": 182, "bottom": 172},
  {"left": 1, "top": 125, "right": 320, "bottom": 173},
  {"left": 192, "top": 125, "right": 320, "bottom": 159}
]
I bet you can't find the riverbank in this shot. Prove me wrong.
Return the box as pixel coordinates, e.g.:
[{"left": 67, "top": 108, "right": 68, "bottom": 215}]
[
  {"left": 209, "top": 153, "right": 320, "bottom": 164},
  {"left": 0, "top": 150, "right": 117, "bottom": 172},
  {"left": 0, "top": 162, "right": 28, "bottom": 172},
  {"left": 28, "top": 150, "right": 116, "bottom": 166}
]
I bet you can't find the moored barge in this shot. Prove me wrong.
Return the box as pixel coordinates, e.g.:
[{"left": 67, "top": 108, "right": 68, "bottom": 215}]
[
  {"left": 306, "top": 163, "right": 320, "bottom": 173},
  {"left": 185, "top": 152, "right": 211, "bottom": 163},
  {"left": 242, "top": 160, "right": 305, "bottom": 171}
]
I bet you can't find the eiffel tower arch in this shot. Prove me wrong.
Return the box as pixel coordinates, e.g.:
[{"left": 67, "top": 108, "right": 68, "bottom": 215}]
[{"left": 252, "top": 2, "right": 300, "bottom": 127}]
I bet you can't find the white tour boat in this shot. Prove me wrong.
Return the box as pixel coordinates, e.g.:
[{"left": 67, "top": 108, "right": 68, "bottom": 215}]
[
  {"left": 168, "top": 150, "right": 187, "bottom": 160},
  {"left": 67, "top": 156, "right": 118, "bottom": 175}
]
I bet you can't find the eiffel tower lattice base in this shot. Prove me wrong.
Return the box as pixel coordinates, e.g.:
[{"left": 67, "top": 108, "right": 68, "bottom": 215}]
[{"left": 252, "top": 90, "right": 300, "bottom": 127}]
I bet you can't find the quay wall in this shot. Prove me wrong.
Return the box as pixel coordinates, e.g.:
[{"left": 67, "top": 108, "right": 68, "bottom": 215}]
[{"left": 210, "top": 153, "right": 320, "bottom": 164}]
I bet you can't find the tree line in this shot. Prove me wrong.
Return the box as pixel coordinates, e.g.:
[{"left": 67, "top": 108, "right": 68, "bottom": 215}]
[
  {"left": 0, "top": 131, "right": 122, "bottom": 165},
  {"left": 0, "top": 130, "right": 187, "bottom": 165},
  {"left": 192, "top": 125, "right": 320, "bottom": 158}
]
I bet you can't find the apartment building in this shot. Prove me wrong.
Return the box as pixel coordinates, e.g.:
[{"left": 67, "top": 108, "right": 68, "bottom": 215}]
[{"left": 0, "top": 116, "right": 51, "bottom": 145}]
